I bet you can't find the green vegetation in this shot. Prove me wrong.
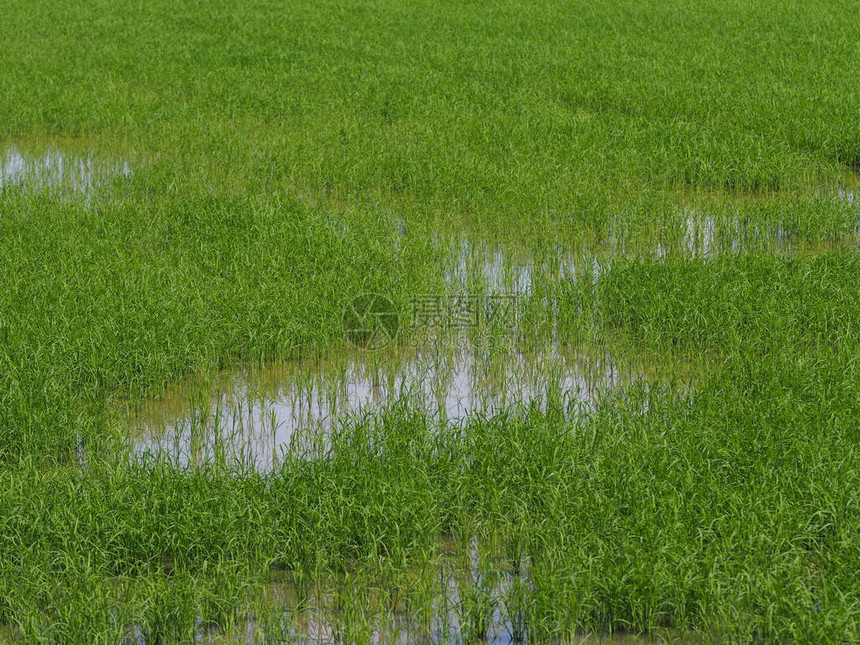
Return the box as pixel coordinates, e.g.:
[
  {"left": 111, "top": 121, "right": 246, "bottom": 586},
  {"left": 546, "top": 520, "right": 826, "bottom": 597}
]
[{"left": 1, "top": 0, "right": 859, "bottom": 642}]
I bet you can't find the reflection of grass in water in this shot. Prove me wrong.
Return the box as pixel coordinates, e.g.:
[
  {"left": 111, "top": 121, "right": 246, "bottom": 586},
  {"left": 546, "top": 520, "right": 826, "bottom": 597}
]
[
  {"left": 126, "top": 327, "right": 681, "bottom": 471},
  {"left": 0, "top": 142, "right": 132, "bottom": 198}
]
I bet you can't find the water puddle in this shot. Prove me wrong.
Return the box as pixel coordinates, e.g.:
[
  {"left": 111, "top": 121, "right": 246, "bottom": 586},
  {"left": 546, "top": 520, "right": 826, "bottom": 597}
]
[
  {"left": 652, "top": 207, "right": 860, "bottom": 259},
  {"left": 0, "top": 143, "right": 131, "bottom": 196},
  {"left": 126, "top": 184, "right": 860, "bottom": 473},
  {"left": 129, "top": 338, "right": 636, "bottom": 471},
  {"left": 442, "top": 237, "right": 611, "bottom": 293}
]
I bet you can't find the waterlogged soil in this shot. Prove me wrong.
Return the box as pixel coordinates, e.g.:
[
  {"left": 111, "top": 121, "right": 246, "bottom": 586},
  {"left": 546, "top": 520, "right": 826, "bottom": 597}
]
[
  {"left": 128, "top": 337, "right": 643, "bottom": 471},
  {"left": 444, "top": 209, "right": 859, "bottom": 283},
  {"left": 107, "top": 191, "right": 859, "bottom": 642},
  {"left": 0, "top": 143, "right": 131, "bottom": 196},
  {"left": 133, "top": 539, "right": 694, "bottom": 645},
  {"left": 196, "top": 608, "right": 677, "bottom": 645},
  {"left": 125, "top": 204, "right": 860, "bottom": 473}
]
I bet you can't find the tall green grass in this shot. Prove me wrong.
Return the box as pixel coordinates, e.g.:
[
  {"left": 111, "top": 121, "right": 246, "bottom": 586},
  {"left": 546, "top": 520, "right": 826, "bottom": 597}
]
[{"left": 0, "top": 0, "right": 859, "bottom": 641}]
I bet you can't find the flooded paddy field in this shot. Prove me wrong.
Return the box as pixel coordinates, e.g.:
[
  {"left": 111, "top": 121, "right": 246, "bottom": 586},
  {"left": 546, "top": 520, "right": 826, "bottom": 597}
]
[
  {"left": 2, "top": 0, "right": 860, "bottom": 643},
  {"left": 3, "top": 165, "right": 859, "bottom": 643}
]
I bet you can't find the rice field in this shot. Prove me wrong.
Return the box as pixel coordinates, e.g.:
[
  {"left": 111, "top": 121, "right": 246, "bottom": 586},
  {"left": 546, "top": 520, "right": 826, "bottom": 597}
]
[{"left": 1, "top": 0, "right": 859, "bottom": 642}]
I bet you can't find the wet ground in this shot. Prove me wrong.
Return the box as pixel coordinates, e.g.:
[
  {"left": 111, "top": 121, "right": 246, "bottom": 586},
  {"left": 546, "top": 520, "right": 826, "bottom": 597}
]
[
  {"left": 129, "top": 336, "right": 638, "bottom": 471},
  {"left": 124, "top": 537, "right": 690, "bottom": 645},
  {"left": 125, "top": 193, "right": 860, "bottom": 472},
  {"left": 103, "top": 172, "right": 860, "bottom": 643},
  {"left": 0, "top": 143, "right": 131, "bottom": 196}
]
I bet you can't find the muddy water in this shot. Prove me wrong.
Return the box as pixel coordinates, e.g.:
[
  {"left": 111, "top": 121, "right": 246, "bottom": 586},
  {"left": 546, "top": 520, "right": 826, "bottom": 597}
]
[{"left": 0, "top": 144, "right": 131, "bottom": 195}]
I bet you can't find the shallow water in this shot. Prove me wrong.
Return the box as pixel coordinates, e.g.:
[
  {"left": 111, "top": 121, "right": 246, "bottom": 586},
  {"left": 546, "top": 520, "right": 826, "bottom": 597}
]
[
  {"left": 133, "top": 539, "right": 678, "bottom": 645},
  {"left": 837, "top": 188, "right": 857, "bottom": 204},
  {"left": 130, "top": 337, "right": 633, "bottom": 471},
  {"left": 129, "top": 208, "right": 850, "bottom": 473},
  {"left": 0, "top": 144, "right": 131, "bottom": 195},
  {"left": 117, "top": 206, "right": 830, "bottom": 641},
  {"left": 128, "top": 235, "right": 635, "bottom": 470}
]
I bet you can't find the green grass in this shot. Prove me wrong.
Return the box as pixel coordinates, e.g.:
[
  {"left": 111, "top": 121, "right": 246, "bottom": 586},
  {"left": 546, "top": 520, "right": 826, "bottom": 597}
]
[{"left": 1, "top": 0, "right": 859, "bottom": 642}]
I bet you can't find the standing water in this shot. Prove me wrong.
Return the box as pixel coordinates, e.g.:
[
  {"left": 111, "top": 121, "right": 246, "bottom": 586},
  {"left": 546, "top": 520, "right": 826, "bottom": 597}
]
[{"left": 0, "top": 144, "right": 131, "bottom": 196}]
